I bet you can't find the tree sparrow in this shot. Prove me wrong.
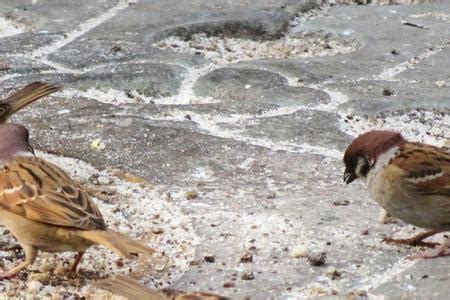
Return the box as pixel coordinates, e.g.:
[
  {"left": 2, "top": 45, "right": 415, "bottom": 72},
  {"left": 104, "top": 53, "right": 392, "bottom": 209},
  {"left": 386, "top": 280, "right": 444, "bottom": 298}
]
[
  {"left": 0, "top": 82, "right": 60, "bottom": 123},
  {"left": 94, "top": 275, "right": 229, "bottom": 300},
  {"left": 0, "top": 123, "right": 155, "bottom": 278},
  {"left": 343, "top": 130, "right": 450, "bottom": 259}
]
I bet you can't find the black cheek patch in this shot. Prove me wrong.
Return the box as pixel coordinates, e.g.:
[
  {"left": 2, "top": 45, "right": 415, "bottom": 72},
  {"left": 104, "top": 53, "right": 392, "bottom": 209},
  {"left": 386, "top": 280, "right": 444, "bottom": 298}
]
[{"left": 359, "top": 162, "right": 370, "bottom": 178}]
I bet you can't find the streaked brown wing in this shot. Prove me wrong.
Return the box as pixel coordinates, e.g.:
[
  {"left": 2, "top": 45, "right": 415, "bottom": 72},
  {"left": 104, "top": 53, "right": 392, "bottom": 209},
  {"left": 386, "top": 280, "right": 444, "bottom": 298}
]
[
  {"left": 0, "top": 156, "right": 106, "bottom": 230},
  {"left": 394, "top": 143, "right": 450, "bottom": 197}
]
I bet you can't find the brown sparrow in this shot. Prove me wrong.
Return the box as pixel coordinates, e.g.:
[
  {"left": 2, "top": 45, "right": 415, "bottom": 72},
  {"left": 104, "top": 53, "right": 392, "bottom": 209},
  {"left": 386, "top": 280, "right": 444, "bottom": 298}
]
[
  {"left": 0, "top": 82, "right": 60, "bottom": 123},
  {"left": 95, "top": 275, "right": 229, "bottom": 300},
  {"left": 343, "top": 130, "right": 450, "bottom": 259},
  {"left": 0, "top": 123, "right": 155, "bottom": 278}
]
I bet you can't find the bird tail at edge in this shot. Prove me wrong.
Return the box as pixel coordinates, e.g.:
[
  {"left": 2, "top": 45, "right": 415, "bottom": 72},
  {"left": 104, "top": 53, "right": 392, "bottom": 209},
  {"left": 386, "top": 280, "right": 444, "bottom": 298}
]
[
  {"left": 4, "top": 82, "right": 61, "bottom": 115},
  {"left": 78, "top": 229, "right": 155, "bottom": 260},
  {"left": 93, "top": 275, "right": 164, "bottom": 300}
]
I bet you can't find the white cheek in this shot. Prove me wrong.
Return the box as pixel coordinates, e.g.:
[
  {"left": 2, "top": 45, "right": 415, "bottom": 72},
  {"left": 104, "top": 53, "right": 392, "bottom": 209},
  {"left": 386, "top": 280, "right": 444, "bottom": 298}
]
[
  {"left": 15, "top": 151, "right": 34, "bottom": 158},
  {"left": 367, "top": 146, "right": 400, "bottom": 188}
]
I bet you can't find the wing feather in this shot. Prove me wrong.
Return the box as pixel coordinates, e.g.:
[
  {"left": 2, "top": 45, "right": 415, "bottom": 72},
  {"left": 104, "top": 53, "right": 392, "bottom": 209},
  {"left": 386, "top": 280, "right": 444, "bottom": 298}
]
[
  {"left": 0, "top": 157, "right": 106, "bottom": 230},
  {"left": 394, "top": 143, "right": 450, "bottom": 197}
]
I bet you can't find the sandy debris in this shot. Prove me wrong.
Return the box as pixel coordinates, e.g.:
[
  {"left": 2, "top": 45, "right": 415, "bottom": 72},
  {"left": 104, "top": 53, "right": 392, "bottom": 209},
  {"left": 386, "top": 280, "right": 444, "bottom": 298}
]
[
  {"left": 0, "top": 16, "right": 25, "bottom": 38},
  {"left": 339, "top": 110, "right": 449, "bottom": 146},
  {"left": 153, "top": 33, "right": 357, "bottom": 65}
]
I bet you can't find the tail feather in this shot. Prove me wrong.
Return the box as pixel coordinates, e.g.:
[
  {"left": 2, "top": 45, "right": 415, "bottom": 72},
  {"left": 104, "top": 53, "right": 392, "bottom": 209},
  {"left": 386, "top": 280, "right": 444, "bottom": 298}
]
[
  {"left": 1, "top": 82, "right": 60, "bottom": 121},
  {"left": 78, "top": 230, "right": 155, "bottom": 259},
  {"left": 94, "top": 275, "right": 164, "bottom": 300},
  {"left": 94, "top": 275, "right": 230, "bottom": 300}
]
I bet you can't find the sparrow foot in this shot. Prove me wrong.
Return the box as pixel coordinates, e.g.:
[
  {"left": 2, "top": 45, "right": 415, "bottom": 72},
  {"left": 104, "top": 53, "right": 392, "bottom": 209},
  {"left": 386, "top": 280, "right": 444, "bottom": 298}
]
[
  {"left": 0, "top": 271, "right": 18, "bottom": 280},
  {"left": 406, "top": 239, "right": 450, "bottom": 259},
  {"left": 383, "top": 230, "right": 442, "bottom": 248},
  {"left": 406, "top": 250, "right": 450, "bottom": 260},
  {"left": 383, "top": 237, "right": 440, "bottom": 248}
]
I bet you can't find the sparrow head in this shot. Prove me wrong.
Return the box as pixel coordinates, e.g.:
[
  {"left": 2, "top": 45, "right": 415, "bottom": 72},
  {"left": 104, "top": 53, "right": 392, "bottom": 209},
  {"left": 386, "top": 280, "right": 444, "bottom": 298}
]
[
  {"left": 0, "top": 123, "right": 34, "bottom": 161},
  {"left": 343, "top": 130, "right": 405, "bottom": 184}
]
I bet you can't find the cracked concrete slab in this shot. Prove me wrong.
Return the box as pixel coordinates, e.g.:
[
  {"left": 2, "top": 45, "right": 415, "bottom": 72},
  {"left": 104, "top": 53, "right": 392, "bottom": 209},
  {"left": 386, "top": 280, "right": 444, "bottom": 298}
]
[
  {"left": 332, "top": 80, "right": 450, "bottom": 117},
  {"left": 0, "top": 0, "right": 449, "bottom": 298}
]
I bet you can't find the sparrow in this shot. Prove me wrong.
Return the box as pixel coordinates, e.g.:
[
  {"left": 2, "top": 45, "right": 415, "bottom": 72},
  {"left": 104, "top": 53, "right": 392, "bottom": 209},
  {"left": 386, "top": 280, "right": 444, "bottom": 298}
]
[
  {"left": 0, "top": 123, "right": 155, "bottom": 278},
  {"left": 0, "top": 82, "right": 60, "bottom": 123},
  {"left": 343, "top": 130, "right": 450, "bottom": 259},
  {"left": 94, "top": 275, "right": 229, "bottom": 300}
]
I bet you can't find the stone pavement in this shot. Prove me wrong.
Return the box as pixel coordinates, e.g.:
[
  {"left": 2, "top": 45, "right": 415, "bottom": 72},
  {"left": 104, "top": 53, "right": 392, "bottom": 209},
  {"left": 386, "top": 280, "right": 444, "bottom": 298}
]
[{"left": 0, "top": 0, "right": 449, "bottom": 298}]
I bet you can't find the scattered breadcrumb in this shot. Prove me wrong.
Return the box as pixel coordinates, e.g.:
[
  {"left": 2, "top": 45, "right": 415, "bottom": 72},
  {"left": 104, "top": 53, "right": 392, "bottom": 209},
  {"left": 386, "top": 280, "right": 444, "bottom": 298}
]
[{"left": 290, "top": 245, "right": 309, "bottom": 258}]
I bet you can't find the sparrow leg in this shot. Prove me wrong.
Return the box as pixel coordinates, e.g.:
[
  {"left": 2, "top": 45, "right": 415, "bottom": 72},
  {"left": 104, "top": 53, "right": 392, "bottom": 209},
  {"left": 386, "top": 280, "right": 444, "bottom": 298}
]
[
  {"left": 0, "top": 244, "right": 37, "bottom": 279},
  {"left": 69, "top": 252, "right": 84, "bottom": 272},
  {"left": 383, "top": 230, "right": 442, "bottom": 248},
  {"left": 407, "top": 239, "right": 450, "bottom": 260}
]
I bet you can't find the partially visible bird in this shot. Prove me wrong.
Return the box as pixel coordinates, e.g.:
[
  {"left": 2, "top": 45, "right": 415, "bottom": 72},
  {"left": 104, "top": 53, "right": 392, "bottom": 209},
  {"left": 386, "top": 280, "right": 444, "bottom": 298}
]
[
  {"left": 94, "top": 275, "right": 229, "bottom": 300},
  {"left": 343, "top": 130, "right": 450, "bottom": 259},
  {"left": 0, "top": 82, "right": 60, "bottom": 123},
  {"left": 0, "top": 123, "right": 155, "bottom": 279}
]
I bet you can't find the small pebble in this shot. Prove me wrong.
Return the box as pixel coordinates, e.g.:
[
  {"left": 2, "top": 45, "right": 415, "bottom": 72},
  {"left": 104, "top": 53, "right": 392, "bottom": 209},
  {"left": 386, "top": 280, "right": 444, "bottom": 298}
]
[
  {"left": 27, "top": 281, "right": 43, "bottom": 294},
  {"left": 116, "top": 259, "right": 124, "bottom": 268},
  {"left": 223, "top": 282, "right": 235, "bottom": 288},
  {"left": 98, "top": 175, "right": 112, "bottom": 185},
  {"left": 333, "top": 200, "right": 350, "bottom": 206},
  {"left": 240, "top": 253, "right": 253, "bottom": 263},
  {"left": 204, "top": 255, "right": 215, "bottom": 263},
  {"left": 186, "top": 191, "right": 198, "bottom": 200},
  {"left": 308, "top": 252, "right": 326, "bottom": 266},
  {"left": 348, "top": 290, "right": 368, "bottom": 298},
  {"left": 154, "top": 263, "right": 166, "bottom": 272},
  {"left": 189, "top": 260, "right": 201, "bottom": 266},
  {"left": 111, "top": 45, "right": 122, "bottom": 52},
  {"left": 151, "top": 228, "right": 164, "bottom": 234},
  {"left": 241, "top": 272, "right": 255, "bottom": 280},
  {"left": 326, "top": 266, "right": 342, "bottom": 280},
  {"left": 382, "top": 87, "right": 394, "bottom": 96},
  {"left": 28, "top": 272, "right": 50, "bottom": 282},
  {"left": 266, "top": 192, "right": 276, "bottom": 199},
  {"left": 124, "top": 89, "right": 134, "bottom": 98},
  {"left": 434, "top": 80, "right": 446, "bottom": 88}
]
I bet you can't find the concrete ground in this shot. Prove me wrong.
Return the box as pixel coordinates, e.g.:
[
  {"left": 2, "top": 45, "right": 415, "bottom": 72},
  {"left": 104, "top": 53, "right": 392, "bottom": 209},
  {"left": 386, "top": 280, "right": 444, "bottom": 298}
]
[{"left": 0, "top": 0, "right": 449, "bottom": 298}]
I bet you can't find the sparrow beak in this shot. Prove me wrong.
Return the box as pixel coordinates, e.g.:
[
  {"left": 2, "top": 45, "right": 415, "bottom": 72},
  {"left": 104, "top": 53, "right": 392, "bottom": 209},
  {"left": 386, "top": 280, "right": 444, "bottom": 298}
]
[{"left": 343, "top": 169, "right": 357, "bottom": 184}]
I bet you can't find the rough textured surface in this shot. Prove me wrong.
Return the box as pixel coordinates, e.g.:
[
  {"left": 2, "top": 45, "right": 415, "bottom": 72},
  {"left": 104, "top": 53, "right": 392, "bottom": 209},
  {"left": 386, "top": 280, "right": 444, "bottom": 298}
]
[{"left": 0, "top": 0, "right": 449, "bottom": 298}]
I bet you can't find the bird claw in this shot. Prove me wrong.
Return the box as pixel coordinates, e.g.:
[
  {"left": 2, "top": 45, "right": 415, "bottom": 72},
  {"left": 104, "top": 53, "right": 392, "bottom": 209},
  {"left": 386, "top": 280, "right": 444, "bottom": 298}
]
[
  {"left": 406, "top": 250, "right": 450, "bottom": 260},
  {"left": 383, "top": 237, "right": 440, "bottom": 248},
  {"left": 0, "top": 272, "right": 17, "bottom": 280}
]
